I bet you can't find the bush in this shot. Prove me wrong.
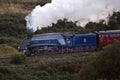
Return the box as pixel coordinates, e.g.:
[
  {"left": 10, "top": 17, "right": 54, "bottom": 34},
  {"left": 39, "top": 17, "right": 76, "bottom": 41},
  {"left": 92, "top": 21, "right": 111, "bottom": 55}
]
[
  {"left": 78, "top": 42, "right": 120, "bottom": 80},
  {"left": 11, "top": 54, "right": 26, "bottom": 64}
]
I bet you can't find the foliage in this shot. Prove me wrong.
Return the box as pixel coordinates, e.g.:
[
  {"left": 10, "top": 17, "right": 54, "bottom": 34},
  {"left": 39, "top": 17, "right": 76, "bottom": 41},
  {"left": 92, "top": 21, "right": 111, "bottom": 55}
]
[
  {"left": 78, "top": 42, "right": 120, "bottom": 80},
  {"left": 11, "top": 54, "right": 26, "bottom": 64},
  {"left": 85, "top": 20, "right": 108, "bottom": 32}
]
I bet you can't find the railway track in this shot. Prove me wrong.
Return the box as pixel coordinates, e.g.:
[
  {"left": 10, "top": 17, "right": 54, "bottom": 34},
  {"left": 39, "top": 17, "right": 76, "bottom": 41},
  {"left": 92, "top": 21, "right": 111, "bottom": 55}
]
[
  {"left": 0, "top": 56, "right": 89, "bottom": 70},
  {"left": 0, "top": 58, "right": 10, "bottom": 61}
]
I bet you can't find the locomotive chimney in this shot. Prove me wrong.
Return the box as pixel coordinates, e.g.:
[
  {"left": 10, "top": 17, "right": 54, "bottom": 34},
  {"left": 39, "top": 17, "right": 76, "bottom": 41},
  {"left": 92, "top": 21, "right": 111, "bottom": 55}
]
[{"left": 27, "top": 28, "right": 34, "bottom": 38}]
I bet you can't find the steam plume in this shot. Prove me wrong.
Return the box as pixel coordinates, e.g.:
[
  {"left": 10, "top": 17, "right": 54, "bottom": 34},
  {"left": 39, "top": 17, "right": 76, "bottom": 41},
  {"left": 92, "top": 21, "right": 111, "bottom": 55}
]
[{"left": 25, "top": 0, "right": 120, "bottom": 32}]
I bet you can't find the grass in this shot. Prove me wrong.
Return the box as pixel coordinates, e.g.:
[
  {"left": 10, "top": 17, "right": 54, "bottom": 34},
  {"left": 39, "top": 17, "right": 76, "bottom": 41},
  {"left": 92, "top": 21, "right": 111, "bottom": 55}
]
[
  {"left": 0, "top": 48, "right": 120, "bottom": 80},
  {"left": 0, "top": 3, "right": 31, "bottom": 14},
  {"left": 0, "top": 52, "right": 83, "bottom": 80},
  {"left": 0, "top": 62, "right": 80, "bottom": 80},
  {"left": 0, "top": 52, "right": 86, "bottom": 80},
  {"left": 0, "top": 0, "right": 51, "bottom": 14},
  {"left": 0, "top": 44, "right": 19, "bottom": 58},
  {"left": 25, "top": 52, "right": 91, "bottom": 64}
]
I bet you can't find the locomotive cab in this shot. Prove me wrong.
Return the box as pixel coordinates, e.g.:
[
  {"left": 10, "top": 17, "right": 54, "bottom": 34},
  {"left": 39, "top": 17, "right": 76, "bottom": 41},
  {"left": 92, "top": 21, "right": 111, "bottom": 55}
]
[{"left": 62, "top": 32, "right": 74, "bottom": 47}]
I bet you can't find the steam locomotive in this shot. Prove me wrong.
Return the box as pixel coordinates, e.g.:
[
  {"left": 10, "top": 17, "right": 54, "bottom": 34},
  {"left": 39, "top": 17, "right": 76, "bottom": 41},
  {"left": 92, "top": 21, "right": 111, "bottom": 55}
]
[{"left": 18, "top": 30, "right": 120, "bottom": 56}]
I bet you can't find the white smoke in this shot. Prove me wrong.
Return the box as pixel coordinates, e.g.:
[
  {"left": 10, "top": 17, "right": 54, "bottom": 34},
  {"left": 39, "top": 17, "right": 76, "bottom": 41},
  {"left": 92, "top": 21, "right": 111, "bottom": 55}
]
[{"left": 25, "top": 0, "right": 120, "bottom": 32}]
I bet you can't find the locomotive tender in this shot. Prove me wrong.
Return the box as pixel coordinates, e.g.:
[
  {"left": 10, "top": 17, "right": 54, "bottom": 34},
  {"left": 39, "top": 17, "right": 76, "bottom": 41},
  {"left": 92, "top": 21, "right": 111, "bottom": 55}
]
[{"left": 18, "top": 30, "right": 120, "bottom": 56}]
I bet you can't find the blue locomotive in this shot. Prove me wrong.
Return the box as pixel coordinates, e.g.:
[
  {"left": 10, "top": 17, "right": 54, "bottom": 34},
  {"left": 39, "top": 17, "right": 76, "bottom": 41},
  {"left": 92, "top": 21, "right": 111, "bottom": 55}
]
[{"left": 18, "top": 30, "right": 120, "bottom": 56}]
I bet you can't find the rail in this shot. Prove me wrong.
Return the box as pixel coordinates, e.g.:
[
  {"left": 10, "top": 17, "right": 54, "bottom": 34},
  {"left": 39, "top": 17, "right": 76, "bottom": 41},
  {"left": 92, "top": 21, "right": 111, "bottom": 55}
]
[{"left": 0, "top": 56, "right": 89, "bottom": 70}]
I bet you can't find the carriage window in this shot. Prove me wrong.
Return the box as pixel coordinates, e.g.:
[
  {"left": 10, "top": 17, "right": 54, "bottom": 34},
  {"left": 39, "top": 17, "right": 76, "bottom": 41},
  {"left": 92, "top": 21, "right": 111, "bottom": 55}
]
[
  {"left": 99, "top": 35, "right": 104, "bottom": 41},
  {"left": 104, "top": 36, "right": 107, "bottom": 40},
  {"left": 118, "top": 34, "right": 120, "bottom": 39},
  {"left": 114, "top": 34, "right": 118, "bottom": 39},
  {"left": 108, "top": 35, "right": 112, "bottom": 40}
]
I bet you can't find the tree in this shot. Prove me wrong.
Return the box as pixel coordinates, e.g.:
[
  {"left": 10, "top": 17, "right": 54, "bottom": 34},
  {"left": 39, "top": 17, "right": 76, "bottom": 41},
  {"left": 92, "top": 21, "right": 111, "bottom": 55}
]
[
  {"left": 35, "top": 19, "right": 88, "bottom": 34},
  {"left": 85, "top": 12, "right": 120, "bottom": 31}
]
